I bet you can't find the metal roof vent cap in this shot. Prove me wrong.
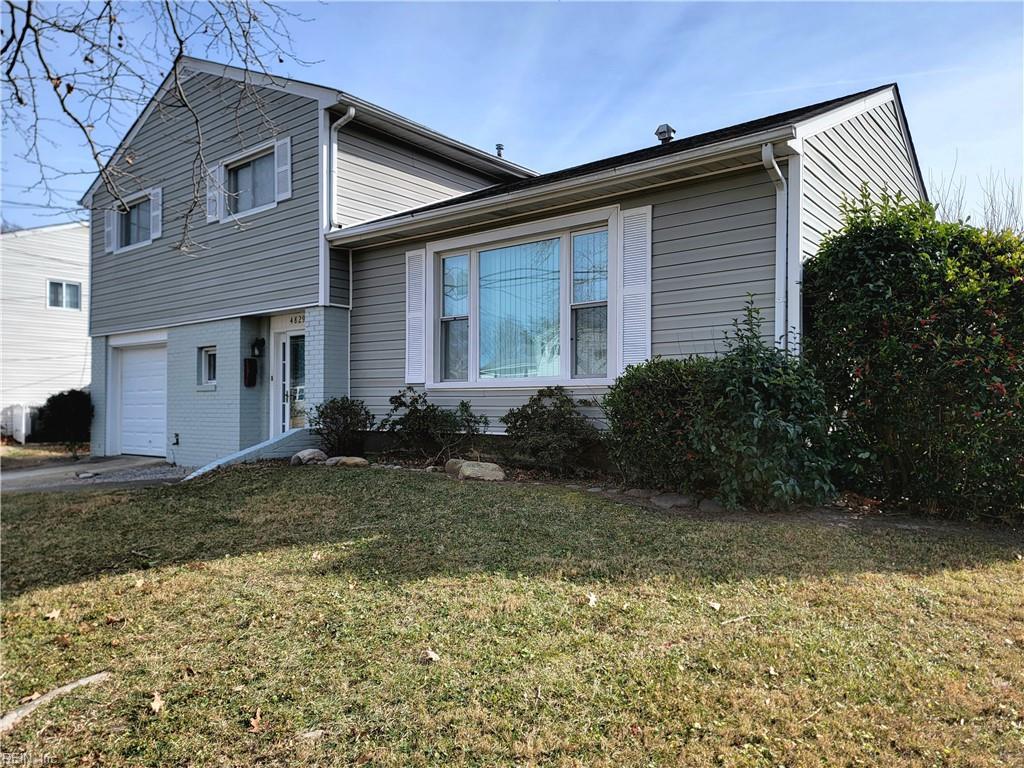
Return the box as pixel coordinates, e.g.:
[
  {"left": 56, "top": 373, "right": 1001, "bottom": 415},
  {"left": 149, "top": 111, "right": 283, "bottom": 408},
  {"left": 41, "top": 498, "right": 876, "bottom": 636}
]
[{"left": 655, "top": 123, "right": 676, "bottom": 144}]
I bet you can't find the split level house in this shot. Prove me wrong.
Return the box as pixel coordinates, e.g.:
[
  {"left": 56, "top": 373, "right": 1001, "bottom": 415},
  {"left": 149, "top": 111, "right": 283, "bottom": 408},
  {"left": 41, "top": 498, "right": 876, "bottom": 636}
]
[{"left": 83, "top": 57, "right": 926, "bottom": 467}]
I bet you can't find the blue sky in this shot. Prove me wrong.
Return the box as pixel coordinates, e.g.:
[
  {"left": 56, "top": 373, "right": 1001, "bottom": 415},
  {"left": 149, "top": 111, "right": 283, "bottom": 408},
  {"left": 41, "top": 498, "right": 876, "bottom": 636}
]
[{"left": 2, "top": 1, "right": 1021, "bottom": 228}]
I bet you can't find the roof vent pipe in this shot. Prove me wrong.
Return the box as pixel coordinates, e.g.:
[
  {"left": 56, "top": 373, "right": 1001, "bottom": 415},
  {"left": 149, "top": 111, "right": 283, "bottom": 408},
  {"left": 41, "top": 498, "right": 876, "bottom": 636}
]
[
  {"left": 655, "top": 123, "right": 676, "bottom": 144},
  {"left": 328, "top": 106, "right": 356, "bottom": 229},
  {"left": 495, "top": 143, "right": 504, "bottom": 158}
]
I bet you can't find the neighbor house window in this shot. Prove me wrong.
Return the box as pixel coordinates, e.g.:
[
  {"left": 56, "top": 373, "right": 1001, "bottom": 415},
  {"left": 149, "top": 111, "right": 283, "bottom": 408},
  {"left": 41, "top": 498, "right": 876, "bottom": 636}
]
[
  {"left": 200, "top": 347, "right": 217, "bottom": 385},
  {"left": 119, "top": 197, "right": 151, "bottom": 247},
  {"left": 431, "top": 214, "right": 612, "bottom": 386},
  {"left": 47, "top": 280, "right": 81, "bottom": 310},
  {"left": 227, "top": 151, "right": 275, "bottom": 215}
]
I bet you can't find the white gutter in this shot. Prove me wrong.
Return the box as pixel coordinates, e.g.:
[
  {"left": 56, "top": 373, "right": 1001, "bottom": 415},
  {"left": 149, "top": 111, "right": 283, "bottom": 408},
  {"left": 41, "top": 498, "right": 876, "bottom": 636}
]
[
  {"left": 328, "top": 106, "right": 356, "bottom": 229},
  {"left": 761, "top": 143, "right": 789, "bottom": 349},
  {"left": 327, "top": 125, "right": 796, "bottom": 246}
]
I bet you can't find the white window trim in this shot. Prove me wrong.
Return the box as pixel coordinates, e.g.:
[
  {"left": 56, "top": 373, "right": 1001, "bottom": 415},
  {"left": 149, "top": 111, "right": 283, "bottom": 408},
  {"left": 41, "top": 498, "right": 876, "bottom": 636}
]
[
  {"left": 45, "top": 278, "right": 82, "bottom": 311},
  {"left": 424, "top": 205, "right": 621, "bottom": 390},
  {"left": 217, "top": 139, "right": 278, "bottom": 224},
  {"left": 112, "top": 189, "right": 156, "bottom": 253},
  {"left": 199, "top": 346, "right": 217, "bottom": 386}
]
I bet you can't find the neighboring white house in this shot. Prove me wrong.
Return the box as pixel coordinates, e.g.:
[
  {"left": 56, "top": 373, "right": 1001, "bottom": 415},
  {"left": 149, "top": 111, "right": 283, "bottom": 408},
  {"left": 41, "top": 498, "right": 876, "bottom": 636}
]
[{"left": 1, "top": 221, "right": 91, "bottom": 443}]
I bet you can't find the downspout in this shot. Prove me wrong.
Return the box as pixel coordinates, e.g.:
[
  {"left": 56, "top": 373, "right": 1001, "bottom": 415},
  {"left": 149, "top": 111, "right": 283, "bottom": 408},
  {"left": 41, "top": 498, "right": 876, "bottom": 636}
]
[
  {"left": 328, "top": 106, "right": 356, "bottom": 229},
  {"left": 761, "top": 143, "right": 788, "bottom": 349}
]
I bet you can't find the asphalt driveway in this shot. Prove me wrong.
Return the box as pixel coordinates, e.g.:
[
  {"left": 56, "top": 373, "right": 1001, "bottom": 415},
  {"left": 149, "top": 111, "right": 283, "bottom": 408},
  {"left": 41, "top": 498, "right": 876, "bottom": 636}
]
[{"left": 1, "top": 455, "right": 190, "bottom": 493}]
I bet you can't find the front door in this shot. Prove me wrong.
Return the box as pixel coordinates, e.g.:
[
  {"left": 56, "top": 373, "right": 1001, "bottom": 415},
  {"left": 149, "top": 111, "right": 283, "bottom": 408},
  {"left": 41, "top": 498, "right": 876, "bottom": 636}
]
[{"left": 279, "top": 333, "right": 306, "bottom": 433}]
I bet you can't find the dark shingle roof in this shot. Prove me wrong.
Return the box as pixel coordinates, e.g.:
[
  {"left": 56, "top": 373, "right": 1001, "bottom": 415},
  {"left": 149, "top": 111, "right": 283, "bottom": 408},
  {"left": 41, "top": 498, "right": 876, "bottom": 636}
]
[{"left": 367, "top": 83, "right": 898, "bottom": 223}]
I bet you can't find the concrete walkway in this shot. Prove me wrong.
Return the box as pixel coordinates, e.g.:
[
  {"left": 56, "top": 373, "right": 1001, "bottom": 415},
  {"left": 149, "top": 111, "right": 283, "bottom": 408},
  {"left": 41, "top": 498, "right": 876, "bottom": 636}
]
[{"left": 2, "top": 455, "right": 190, "bottom": 493}]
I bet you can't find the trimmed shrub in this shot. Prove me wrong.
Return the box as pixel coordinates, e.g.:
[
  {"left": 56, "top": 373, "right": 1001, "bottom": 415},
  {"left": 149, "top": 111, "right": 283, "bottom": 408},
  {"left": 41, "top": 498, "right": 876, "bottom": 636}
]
[
  {"left": 700, "top": 304, "right": 836, "bottom": 512},
  {"left": 380, "top": 386, "right": 488, "bottom": 464},
  {"left": 36, "top": 388, "right": 92, "bottom": 458},
  {"left": 803, "top": 192, "right": 1024, "bottom": 520},
  {"left": 500, "top": 386, "right": 599, "bottom": 474},
  {"left": 602, "top": 356, "right": 716, "bottom": 491},
  {"left": 308, "top": 397, "right": 375, "bottom": 456},
  {"left": 603, "top": 302, "right": 836, "bottom": 511}
]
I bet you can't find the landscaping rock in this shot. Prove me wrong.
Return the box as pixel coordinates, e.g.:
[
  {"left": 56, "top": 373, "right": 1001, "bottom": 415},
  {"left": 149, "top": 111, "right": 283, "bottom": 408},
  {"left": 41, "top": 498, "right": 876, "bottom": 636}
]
[
  {"left": 457, "top": 461, "right": 505, "bottom": 482},
  {"left": 651, "top": 493, "right": 696, "bottom": 510},
  {"left": 444, "top": 458, "right": 465, "bottom": 475},
  {"left": 291, "top": 449, "right": 328, "bottom": 466},
  {"left": 625, "top": 488, "right": 654, "bottom": 499},
  {"left": 698, "top": 498, "right": 727, "bottom": 514},
  {"left": 325, "top": 456, "right": 369, "bottom": 468}
]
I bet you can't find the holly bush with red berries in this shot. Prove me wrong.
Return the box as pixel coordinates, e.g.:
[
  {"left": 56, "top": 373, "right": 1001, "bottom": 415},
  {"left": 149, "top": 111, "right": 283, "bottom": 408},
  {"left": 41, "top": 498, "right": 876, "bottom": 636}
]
[{"left": 803, "top": 192, "right": 1023, "bottom": 521}]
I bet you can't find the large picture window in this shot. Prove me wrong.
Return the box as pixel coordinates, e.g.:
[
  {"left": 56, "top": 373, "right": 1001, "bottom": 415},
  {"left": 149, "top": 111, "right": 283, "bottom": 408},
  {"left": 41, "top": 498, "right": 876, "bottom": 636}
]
[{"left": 433, "top": 213, "right": 614, "bottom": 386}]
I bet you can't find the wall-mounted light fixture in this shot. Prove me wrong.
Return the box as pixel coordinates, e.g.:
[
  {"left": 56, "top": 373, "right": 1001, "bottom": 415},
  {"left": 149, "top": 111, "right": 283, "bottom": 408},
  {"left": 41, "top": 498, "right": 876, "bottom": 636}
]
[{"left": 251, "top": 337, "right": 266, "bottom": 358}]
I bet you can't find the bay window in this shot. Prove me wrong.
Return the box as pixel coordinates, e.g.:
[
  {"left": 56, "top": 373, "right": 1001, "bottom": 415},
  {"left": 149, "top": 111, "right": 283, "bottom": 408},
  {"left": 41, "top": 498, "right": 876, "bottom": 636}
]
[{"left": 429, "top": 209, "right": 617, "bottom": 387}]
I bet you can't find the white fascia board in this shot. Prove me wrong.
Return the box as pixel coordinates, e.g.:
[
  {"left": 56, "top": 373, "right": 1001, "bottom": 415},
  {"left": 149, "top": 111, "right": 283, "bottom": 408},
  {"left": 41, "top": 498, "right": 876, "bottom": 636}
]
[
  {"left": 326, "top": 125, "right": 796, "bottom": 247},
  {"left": 793, "top": 87, "right": 896, "bottom": 141}
]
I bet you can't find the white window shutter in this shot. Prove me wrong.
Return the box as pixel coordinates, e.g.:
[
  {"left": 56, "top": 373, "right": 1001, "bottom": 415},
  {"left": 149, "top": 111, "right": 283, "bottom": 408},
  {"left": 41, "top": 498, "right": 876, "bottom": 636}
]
[
  {"left": 619, "top": 205, "right": 652, "bottom": 369},
  {"left": 205, "top": 165, "right": 220, "bottom": 223},
  {"left": 405, "top": 249, "right": 426, "bottom": 384},
  {"left": 149, "top": 187, "right": 162, "bottom": 240},
  {"left": 274, "top": 137, "right": 292, "bottom": 201},
  {"left": 103, "top": 209, "right": 116, "bottom": 253}
]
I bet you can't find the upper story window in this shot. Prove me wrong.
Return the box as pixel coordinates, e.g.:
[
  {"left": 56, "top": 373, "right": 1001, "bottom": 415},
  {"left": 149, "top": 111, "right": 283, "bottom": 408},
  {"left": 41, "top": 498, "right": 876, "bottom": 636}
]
[
  {"left": 103, "top": 188, "right": 162, "bottom": 254},
  {"left": 426, "top": 208, "right": 619, "bottom": 388},
  {"left": 120, "top": 197, "right": 152, "bottom": 247},
  {"left": 47, "top": 280, "right": 81, "bottom": 310},
  {"left": 206, "top": 137, "right": 291, "bottom": 223},
  {"left": 227, "top": 151, "right": 275, "bottom": 215}
]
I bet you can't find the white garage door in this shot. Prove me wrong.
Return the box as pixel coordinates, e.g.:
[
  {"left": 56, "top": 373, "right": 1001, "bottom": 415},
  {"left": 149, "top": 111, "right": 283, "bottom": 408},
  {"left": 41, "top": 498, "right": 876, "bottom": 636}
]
[{"left": 120, "top": 345, "right": 167, "bottom": 457}]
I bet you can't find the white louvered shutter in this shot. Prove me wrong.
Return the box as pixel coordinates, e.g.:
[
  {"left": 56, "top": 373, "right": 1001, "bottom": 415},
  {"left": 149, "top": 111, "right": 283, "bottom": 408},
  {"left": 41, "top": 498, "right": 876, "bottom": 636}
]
[
  {"left": 205, "top": 164, "right": 220, "bottom": 222},
  {"left": 103, "top": 209, "right": 116, "bottom": 253},
  {"left": 405, "top": 249, "right": 426, "bottom": 384},
  {"left": 149, "top": 187, "right": 162, "bottom": 240},
  {"left": 619, "top": 206, "right": 652, "bottom": 369},
  {"left": 274, "top": 137, "right": 292, "bottom": 201}
]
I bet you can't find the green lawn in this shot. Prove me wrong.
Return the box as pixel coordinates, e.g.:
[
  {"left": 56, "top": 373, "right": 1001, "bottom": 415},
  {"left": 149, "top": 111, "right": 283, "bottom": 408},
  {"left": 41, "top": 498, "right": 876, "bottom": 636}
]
[{"left": 2, "top": 465, "right": 1021, "bottom": 766}]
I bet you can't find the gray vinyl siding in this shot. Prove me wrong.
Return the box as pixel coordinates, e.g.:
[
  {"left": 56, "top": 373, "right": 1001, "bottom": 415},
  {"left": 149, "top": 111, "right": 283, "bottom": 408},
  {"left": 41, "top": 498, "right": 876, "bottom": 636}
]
[
  {"left": 349, "top": 168, "right": 776, "bottom": 423},
  {"left": 89, "top": 73, "right": 321, "bottom": 336},
  {"left": 624, "top": 170, "right": 776, "bottom": 356},
  {"left": 329, "top": 248, "right": 351, "bottom": 305},
  {"left": 800, "top": 100, "right": 922, "bottom": 260},
  {"left": 335, "top": 125, "right": 495, "bottom": 227}
]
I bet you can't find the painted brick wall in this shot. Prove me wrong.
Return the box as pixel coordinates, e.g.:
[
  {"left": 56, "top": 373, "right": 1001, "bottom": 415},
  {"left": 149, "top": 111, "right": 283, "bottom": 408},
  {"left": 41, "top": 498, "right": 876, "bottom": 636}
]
[
  {"left": 90, "top": 337, "right": 108, "bottom": 456},
  {"left": 239, "top": 316, "right": 270, "bottom": 448},
  {"left": 303, "top": 306, "right": 350, "bottom": 408},
  {"left": 166, "top": 319, "right": 245, "bottom": 467}
]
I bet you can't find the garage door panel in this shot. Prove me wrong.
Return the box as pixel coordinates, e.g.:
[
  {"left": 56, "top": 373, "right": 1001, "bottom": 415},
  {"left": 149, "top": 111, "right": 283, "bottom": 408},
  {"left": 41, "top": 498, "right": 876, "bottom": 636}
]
[{"left": 120, "top": 345, "right": 166, "bottom": 457}]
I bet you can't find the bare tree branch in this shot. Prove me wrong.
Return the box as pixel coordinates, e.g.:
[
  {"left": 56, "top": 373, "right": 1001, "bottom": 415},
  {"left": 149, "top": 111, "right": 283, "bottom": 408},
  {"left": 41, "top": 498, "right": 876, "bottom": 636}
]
[{"left": 1, "top": 0, "right": 311, "bottom": 243}]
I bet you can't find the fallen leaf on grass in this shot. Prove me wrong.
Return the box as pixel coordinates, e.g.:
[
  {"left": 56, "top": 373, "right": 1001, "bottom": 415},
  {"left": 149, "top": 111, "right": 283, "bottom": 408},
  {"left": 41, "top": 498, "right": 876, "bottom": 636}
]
[
  {"left": 299, "top": 728, "right": 325, "bottom": 741},
  {"left": 18, "top": 692, "right": 41, "bottom": 705},
  {"left": 43, "top": 609, "right": 60, "bottom": 621},
  {"left": 419, "top": 648, "right": 440, "bottom": 665},
  {"left": 54, "top": 634, "right": 71, "bottom": 648},
  {"left": 104, "top": 615, "right": 126, "bottom": 625},
  {"left": 150, "top": 691, "right": 164, "bottom": 714},
  {"left": 248, "top": 708, "right": 266, "bottom": 732},
  {"left": 586, "top": 592, "right": 598, "bottom": 607},
  {"left": 707, "top": 601, "right": 721, "bottom": 612}
]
